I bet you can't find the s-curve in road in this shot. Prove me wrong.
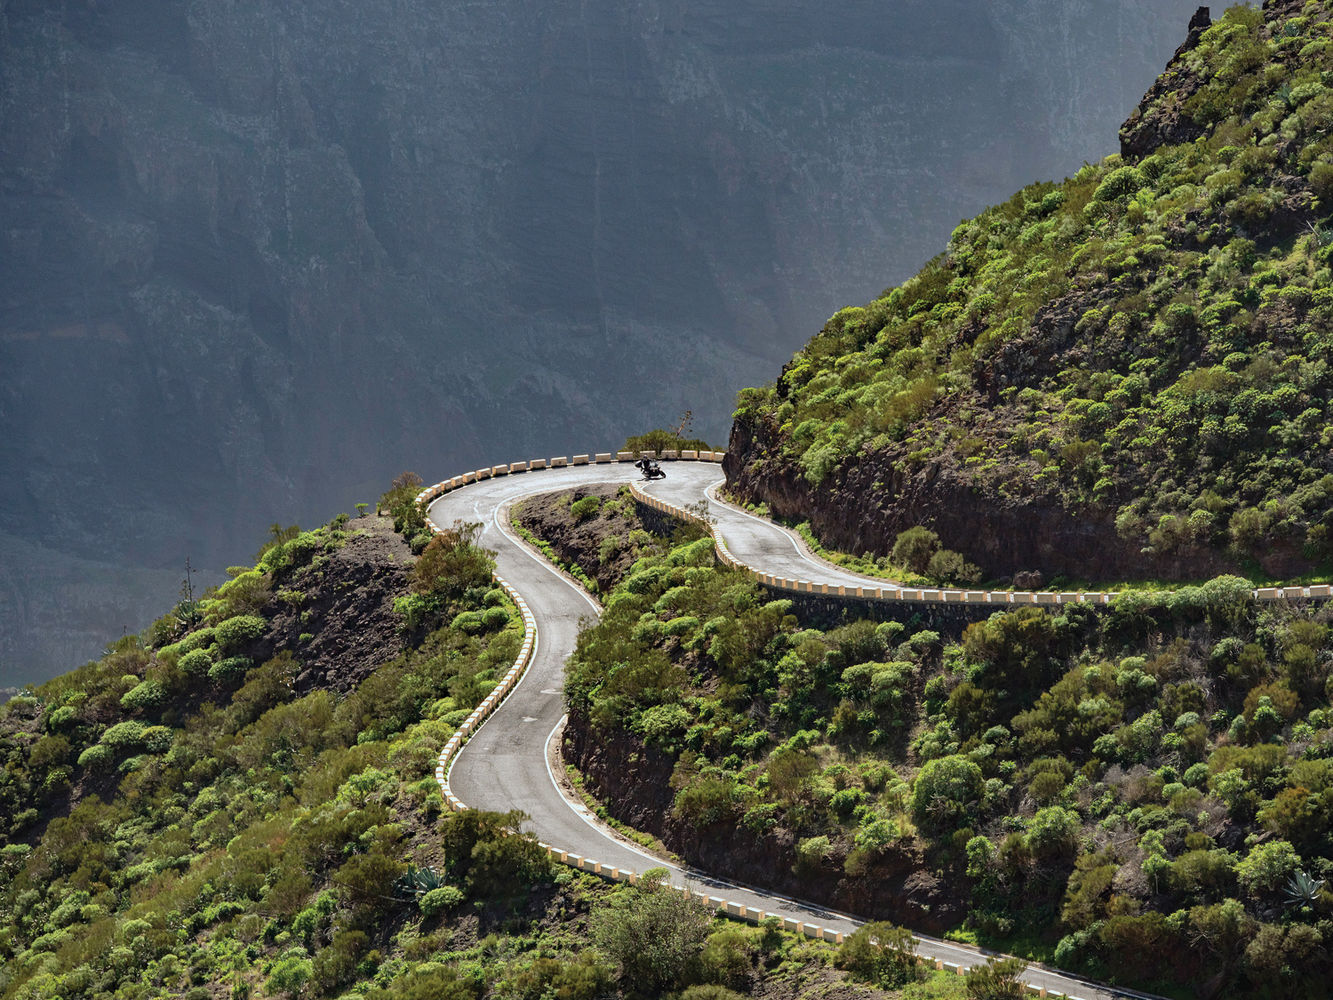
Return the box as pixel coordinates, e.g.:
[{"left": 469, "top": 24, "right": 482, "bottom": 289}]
[
  {"left": 427, "top": 460, "right": 1142, "bottom": 1000},
  {"left": 640, "top": 470, "right": 909, "bottom": 593}
]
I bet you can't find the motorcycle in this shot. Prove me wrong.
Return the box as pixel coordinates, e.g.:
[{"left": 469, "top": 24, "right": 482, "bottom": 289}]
[{"left": 635, "top": 457, "right": 666, "bottom": 481}]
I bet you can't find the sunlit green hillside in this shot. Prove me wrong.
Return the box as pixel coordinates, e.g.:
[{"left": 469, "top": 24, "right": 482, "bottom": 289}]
[{"left": 729, "top": 3, "right": 1333, "bottom": 586}]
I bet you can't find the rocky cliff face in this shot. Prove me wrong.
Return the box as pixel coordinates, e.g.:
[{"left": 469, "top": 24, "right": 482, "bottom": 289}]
[
  {"left": 0, "top": 0, "right": 1202, "bottom": 681},
  {"left": 723, "top": 288, "right": 1239, "bottom": 584}
]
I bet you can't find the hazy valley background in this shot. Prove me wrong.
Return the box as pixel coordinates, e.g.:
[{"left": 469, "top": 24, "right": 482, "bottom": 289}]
[{"left": 0, "top": 0, "right": 1202, "bottom": 686}]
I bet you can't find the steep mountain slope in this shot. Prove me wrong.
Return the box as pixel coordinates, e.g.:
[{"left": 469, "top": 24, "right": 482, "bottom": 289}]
[
  {"left": 726, "top": 1, "right": 1333, "bottom": 586},
  {"left": 0, "top": 0, "right": 1202, "bottom": 683},
  {"left": 0, "top": 485, "right": 976, "bottom": 1000}
]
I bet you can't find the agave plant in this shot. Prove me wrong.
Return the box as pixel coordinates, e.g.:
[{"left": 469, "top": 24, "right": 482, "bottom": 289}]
[
  {"left": 1284, "top": 869, "right": 1325, "bottom": 911},
  {"left": 395, "top": 863, "right": 446, "bottom": 898}
]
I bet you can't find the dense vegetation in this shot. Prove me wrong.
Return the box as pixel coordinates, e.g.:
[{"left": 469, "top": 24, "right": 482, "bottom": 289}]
[
  {"left": 0, "top": 482, "right": 985, "bottom": 1000},
  {"left": 728, "top": 2, "right": 1333, "bottom": 584},
  {"left": 564, "top": 514, "right": 1333, "bottom": 997},
  {"left": 0, "top": 492, "right": 545, "bottom": 999}
]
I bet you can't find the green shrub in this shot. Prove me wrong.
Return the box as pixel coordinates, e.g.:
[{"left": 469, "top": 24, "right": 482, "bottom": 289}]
[
  {"left": 794, "top": 835, "right": 832, "bottom": 877},
  {"left": 1093, "top": 165, "right": 1143, "bottom": 202},
  {"left": 911, "top": 754, "right": 984, "bottom": 831},
  {"left": 209, "top": 657, "right": 253, "bottom": 682},
  {"left": 635, "top": 703, "right": 693, "bottom": 749},
  {"left": 504, "top": 955, "right": 612, "bottom": 1000},
  {"left": 140, "top": 726, "right": 174, "bottom": 754},
  {"left": 674, "top": 774, "right": 743, "bottom": 825},
  {"left": 100, "top": 720, "right": 147, "bottom": 748},
  {"left": 177, "top": 627, "right": 216, "bottom": 654},
  {"left": 1309, "top": 160, "right": 1333, "bottom": 202},
  {"left": 891, "top": 526, "right": 940, "bottom": 574},
  {"left": 699, "top": 926, "right": 754, "bottom": 990},
  {"left": 679, "top": 987, "right": 746, "bottom": 1000},
  {"left": 663, "top": 615, "right": 700, "bottom": 639},
  {"left": 265, "top": 948, "right": 313, "bottom": 998},
  {"left": 178, "top": 648, "right": 213, "bottom": 677},
  {"left": 1025, "top": 805, "right": 1080, "bottom": 858},
  {"left": 44, "top": 704, "right": 79, "bottom": 730},
  {"left": 418, "top": 885, "right": 465, "bottom": 917},
  {"left": 965, "top": 955, "right": 1028, "bottom": 998},
  {"left": 379, "top": 470, "right": 426, "bottom": 539},
  {"left": 120, "top": 680, "right": 166, "bottom": 713},
  {"left": 215, "top": 615, "right": 266, "bottom": 652},
  {"left": 413, "top": 521, "right": 494, "bottom": 599},
  {"left": 837, "top": 921, "right": 922, "bottom": 988},
  {"left": 439, "top": 810, "right": 552, "bottom": 897},
  {"left": 591, "top": 872, "right": 713, "bottom": 992},
  {"left": 1237, "top": 840, "right": 1300, "bottom": 897},
  {"left": 451, "top": 611, "right": 484, "bottom": 634},
  {"left": 76, "top": 744, "right": 112, "bottom": 770},
  {"left": 570, "top": 496, "right": 603, "bottom": 521},
  {"left": 927, "top": 547, "right": 981, "bottom": 585}
]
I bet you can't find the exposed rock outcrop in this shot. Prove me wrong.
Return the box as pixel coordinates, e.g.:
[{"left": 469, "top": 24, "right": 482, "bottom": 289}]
[{"left": 564, "top": 713, "right": 962, "bottom": 934}]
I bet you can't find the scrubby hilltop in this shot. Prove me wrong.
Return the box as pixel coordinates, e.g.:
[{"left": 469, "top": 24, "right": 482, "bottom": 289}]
[{"left": 726, "top": 1, "right": 1333, "bottom": 587}]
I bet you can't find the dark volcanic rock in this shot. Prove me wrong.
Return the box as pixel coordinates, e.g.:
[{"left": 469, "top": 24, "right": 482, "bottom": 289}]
[
  {"left": 261, "top": 515, "right": 414, "bottom": 693},
  {"left": 564, "top": 713, "right": 962, "bottom": 933},
  {"left": 1119, "top": 7, "right": 1211, "bottom": 160}
]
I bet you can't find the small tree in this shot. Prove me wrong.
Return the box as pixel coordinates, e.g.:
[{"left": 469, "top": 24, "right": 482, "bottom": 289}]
[
  {"left": 964, "top": 955, "right": 1028, "bottom": 999},
  {"left": 892, "top": 526, "right": 940, "bottom": 574},
  {"left": 591, "top": 868, "right": 713, "bottom": 994},
  {"left": 837, "top": 921, "right": 922, "bottom": 987}
]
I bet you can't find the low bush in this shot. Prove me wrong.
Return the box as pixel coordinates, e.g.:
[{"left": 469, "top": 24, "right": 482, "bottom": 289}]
[
  {"left": 215, "top": 615, "right": 266, "bottom": 652},
  {"left": 837, "top": 921, "right": 923, "bottom": 987}
]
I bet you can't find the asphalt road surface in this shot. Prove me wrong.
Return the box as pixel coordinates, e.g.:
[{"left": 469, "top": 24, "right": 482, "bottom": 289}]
[{"left": 427, "top": 460, "right": 1155, "bottom": 1000}]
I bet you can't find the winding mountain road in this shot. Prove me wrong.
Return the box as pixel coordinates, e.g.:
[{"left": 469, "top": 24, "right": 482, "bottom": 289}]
[{"left": 425, "top": 460, "right": 1151, "bottom": 1000}]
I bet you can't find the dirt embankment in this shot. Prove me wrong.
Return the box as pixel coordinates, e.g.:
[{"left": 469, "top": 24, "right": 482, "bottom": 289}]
[
  {"left": 259, "top": 515, "right": 415, "bottom": 692},
  {"left": 513, "top": 484, "right": 662, "bottom": 594}
]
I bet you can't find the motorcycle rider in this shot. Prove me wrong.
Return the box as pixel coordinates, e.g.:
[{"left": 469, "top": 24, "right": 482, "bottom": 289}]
[{"left": 634, "top": 456, "right": 666, "bottom": 480}]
